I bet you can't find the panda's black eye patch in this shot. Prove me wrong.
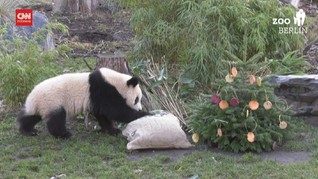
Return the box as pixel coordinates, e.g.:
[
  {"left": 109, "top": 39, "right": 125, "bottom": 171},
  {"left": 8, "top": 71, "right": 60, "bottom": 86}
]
[{"left": 134, "top": 97, "right": 139, "bottom": 105}]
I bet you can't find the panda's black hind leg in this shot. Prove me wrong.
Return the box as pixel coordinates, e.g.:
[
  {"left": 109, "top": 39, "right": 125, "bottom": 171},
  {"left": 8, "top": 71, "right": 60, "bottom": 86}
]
[
  {"left": 46, "top": 107, "right": 72, "bottom": 139},
  {"left": 17, "top": 110, "right": 41, "bottom": 136},
  {"left": 96, "top": 116, "right": 121, "bottom": 136}
]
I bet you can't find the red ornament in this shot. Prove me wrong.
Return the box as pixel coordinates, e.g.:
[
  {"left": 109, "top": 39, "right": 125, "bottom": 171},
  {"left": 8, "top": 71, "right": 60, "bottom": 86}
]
[
  {"left": 211, "top": 95, "right": 221, "bottom": 104},
  {"left": 230, "top": 98, "right": 239, "bottom": 106}
]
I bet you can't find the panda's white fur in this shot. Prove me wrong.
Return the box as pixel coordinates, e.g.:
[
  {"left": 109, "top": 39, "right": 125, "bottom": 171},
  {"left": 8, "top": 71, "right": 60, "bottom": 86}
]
[
  {"left": 17, "top": 68, "right": 149, "bottom": 138},
  {"left": 24, "top": 73, "right": 91, "bottom": 120}
]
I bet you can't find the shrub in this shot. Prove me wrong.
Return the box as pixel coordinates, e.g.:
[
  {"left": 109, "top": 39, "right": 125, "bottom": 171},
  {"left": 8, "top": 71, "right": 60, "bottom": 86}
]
[
  {"left": 120, "top": 0, "right": 306, "bottom": 84},
  {"left": 0, "top": 22, "right": 68, "bottom": 107}
]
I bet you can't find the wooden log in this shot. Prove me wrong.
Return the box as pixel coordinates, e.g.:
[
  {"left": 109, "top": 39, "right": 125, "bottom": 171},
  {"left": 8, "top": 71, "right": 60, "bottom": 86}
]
[
  {"left": 96, "top": 54, "right": 129, "bottom": 74},
  {"left": 79, "top": 0, "right": 92, "bottom": 14},
  {"left": 91, "top": 0, "right": 99, "bottom": 12},
  {"left": 69, "top": 0, "right": 80, "bottom": 13},
  {"left": 96, "top": 55, "right": 153, "bottom": 111}
]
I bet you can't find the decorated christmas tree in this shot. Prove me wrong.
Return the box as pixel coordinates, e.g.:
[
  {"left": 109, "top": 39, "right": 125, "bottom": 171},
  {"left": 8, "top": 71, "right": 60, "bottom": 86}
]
[{"left": 188, "top": 28, "right": 292, "bottom": 152}]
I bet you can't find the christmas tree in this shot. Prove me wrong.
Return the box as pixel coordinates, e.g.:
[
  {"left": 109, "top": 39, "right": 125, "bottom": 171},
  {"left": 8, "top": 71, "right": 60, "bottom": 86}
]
[{"left": 189, "top": 50, "right": 292, "bottom": 152}]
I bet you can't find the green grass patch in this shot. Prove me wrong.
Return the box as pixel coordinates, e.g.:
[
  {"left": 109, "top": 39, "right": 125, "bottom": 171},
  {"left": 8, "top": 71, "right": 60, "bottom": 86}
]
[
  {"left": 0, "top": 111, "right": 318, "bottom": 178},
  {"left": 282, "top": 118, "right": 318, "bottom": 152}
]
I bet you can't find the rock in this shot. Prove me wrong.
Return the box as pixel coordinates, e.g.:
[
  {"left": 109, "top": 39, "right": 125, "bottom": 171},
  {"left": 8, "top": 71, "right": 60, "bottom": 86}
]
[
  {"left": 273, "top": 75, "right": 318, "bottom": 116},
  {"left": 16, "top": 11, "right": 54, "bottom": 51},
  {"left": 289, "top": 101, "right": 311, "bottom": 115},
  {"left": 304, "top": 41, "right": 318, "bottom": 74},
  {"left": 0, "top": 11, "right": 54, "bottom": 51},
  {"left": 274, "top": 76, "right": 318, "bottom": 103},
  {"left": 310, "top": 99, "right": 318, "bottom": 115}
]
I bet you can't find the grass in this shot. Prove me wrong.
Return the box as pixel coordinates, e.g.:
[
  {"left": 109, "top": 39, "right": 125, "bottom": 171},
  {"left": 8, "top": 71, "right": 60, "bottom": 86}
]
[{"left": 1, "top": 111, "right": 318, "bottom": 178}]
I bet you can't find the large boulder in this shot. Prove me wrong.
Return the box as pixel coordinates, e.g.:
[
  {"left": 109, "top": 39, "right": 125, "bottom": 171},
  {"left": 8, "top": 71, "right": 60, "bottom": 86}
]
[{"left": 272, "top": 75, "right": 318, "bottom": 116}]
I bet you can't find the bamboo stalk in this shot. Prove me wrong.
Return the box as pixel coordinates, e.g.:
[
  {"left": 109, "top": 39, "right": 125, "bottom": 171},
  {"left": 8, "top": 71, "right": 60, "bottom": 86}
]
[{"left": 140, "top": 59, "right": 188, "bottom": 126}]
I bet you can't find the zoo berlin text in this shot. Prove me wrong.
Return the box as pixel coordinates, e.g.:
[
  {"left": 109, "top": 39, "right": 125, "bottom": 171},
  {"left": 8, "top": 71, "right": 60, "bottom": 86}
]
[{"left": 272, "top": 9, "right": 307, "bottom": 35}]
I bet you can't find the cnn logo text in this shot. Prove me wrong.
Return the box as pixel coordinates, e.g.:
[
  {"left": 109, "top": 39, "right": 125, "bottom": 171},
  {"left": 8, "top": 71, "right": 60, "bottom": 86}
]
[{"left": 16, "top": 9, "right": 33, "bottom": 26}]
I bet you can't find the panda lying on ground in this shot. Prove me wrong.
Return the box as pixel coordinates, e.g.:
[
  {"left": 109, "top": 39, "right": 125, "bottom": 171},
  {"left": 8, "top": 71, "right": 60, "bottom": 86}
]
[{"left": 17, "top": 67, "right": 150, "bottom": 139}]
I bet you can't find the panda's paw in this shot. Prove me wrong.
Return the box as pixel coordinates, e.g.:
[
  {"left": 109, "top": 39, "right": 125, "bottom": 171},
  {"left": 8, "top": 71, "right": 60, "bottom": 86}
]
[
  {"left": 53, "top": 131, "right": 72, "bottom": 139},
  {"left": 98, "top": 128, "right": 121, "bottom": 136},
  {"left": 148, "top": 111, "right": 156, "bottom": 116},
  {"left": 20, "top": 129, "right": 38, "bottom": 136},
  {"left": 108, "top": 128, "right": 122, "bottom": 136},
  {"left": 30, "top": 129, "right": 38, "bottom": 136},
  {"left": 60, "top": 131, "right": 72, "bottom": 139}
]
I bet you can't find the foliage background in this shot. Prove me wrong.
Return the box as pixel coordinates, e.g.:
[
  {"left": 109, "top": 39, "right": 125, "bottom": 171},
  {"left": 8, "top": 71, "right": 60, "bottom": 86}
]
[
  {"left": 120, "top": 0, "right": 306, "bottom": 85},
  {"left": 119, "top": 0, "right": 311, "bottom": 152}
]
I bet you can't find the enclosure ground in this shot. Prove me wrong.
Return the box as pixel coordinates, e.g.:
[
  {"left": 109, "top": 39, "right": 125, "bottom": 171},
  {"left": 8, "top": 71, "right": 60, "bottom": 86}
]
[
  {"left": 129, "top": 147, "right": 311, "bottom": 164},
  {"left": 8, "top": 0, "right": 318, "bottom": 164}
]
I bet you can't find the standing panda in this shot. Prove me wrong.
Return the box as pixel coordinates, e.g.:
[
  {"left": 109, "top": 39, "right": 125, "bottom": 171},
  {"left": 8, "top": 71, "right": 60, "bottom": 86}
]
[{"left": 17, "top": 67, "right": 150, "bottom": 139}]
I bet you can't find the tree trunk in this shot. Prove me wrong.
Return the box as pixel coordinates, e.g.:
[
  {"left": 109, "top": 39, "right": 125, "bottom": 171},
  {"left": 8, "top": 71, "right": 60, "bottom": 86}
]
[
  {"left": 79, "top": 0, "right": 92, "bottom": 14},
  {"left": 91, "top": 0, "right": 98, "bottom": 11},
  {"left": 96, "top": 55, "right": 153, "bottom": 111},
  {"left": 96, "top": 54, "right": 130, "bottom": 74},
  {"left": 53, "top": 0, "right": 100, "bottom": 14},
  {"left": 52, "top": 0, "right": 67, "bottom": 14},
  {"left": 68, "top": 0, "right": 80, "bottom": 13}
]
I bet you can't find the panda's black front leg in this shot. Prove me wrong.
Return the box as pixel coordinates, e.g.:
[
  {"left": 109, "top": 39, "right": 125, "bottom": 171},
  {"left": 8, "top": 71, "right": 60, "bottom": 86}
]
[
  {"left": 96, "top": 116, "right": 121, "bottom": 136},
  {"left": 125, "top": 110, "right": 152, "bottom": 123}
]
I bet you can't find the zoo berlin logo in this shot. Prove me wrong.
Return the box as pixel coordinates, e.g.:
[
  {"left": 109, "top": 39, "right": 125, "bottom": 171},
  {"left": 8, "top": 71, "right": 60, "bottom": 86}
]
[{"left": 272, "top": 9, "right": 307, "bottom": 34}]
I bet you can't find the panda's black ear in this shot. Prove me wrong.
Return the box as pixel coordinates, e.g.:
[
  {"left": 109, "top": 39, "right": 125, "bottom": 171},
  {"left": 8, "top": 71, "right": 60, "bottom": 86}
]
[{"left": 127, "top": 77, "right": 139, "bottom": 87}]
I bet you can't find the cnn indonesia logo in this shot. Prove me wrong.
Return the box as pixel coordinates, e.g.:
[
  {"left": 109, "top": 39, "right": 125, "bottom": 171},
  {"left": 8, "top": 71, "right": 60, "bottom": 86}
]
[
  {"left": 272, "top": 9, "right": 307, "bottom": 34},
  {"left": 16, "top": 9, "right": 33, "bottom": 26}
]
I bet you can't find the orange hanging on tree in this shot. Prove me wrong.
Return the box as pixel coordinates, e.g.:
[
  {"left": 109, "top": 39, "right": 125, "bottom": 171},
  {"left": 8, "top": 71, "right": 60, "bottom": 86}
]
[
  {"left": 219, "top": 100, "right": 229, "bottom": 110},
  {"left": 279, "top": 121, "right": 288, "bottom": 129},
  {"left": 192, "top": 133, "right": 200, "bottom": 143},
  {"left": 225, "top": 74, "right": 234, "bottom": 83},
  {"left": 217, "top": 128, "right": 223, "bottom": 137},
  {"left": 247, "top": 132, "right": 255, "bottom": 143},
  {"left": 249, "top": 75, "right": 256, "bottom": 85},
  {"left": 231, "top": 67, "right": 238, "bottom": 77},
  {"left": 249, "top": 100, "right": 259, "bottom": 110},
  {"left": 263, "top": 101, "right": 272, "bottom": 110}
]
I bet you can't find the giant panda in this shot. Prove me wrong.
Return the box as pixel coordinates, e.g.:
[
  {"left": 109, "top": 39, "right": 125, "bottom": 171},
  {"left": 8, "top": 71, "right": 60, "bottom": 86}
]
[{"left": 17, "top": 67, "right": 150, "bottom": 139}]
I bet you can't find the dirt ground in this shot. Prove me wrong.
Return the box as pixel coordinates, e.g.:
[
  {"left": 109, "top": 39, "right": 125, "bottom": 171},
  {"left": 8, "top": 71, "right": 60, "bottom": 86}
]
[
  {"left": 31, "top": 3, "right": 134, "bottom": 56},
  {"left": 27, "top": 1, "right": 318, "bottom": 164},
  {"left": 129, "top": 147, "right": 311, "bottom": 164}
]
